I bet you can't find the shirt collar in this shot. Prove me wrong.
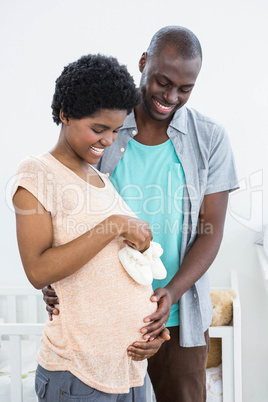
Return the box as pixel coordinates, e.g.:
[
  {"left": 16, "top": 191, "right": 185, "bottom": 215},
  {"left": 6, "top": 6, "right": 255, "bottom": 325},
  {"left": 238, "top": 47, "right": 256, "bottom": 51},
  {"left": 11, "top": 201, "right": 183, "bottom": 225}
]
[
  {"left": 169, "top": 106, "right": 188, "bottom": 135},
  {"left": 121, "top": 110, "right": 137, "bottom": 129},
  {"left": 121, "top": 106, "right": 188, "bottom": 134}
]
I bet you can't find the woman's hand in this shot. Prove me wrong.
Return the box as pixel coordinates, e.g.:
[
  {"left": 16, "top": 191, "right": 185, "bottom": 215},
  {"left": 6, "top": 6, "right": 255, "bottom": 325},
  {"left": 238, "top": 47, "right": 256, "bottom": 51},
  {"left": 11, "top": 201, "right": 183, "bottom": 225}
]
[
  {"left": 41, "top": 214, "right": 153, "bottom": 319},
  {"left": 127, "top": 328, "right": 170, "bottom": 361},
  {"left": 115, "top": 215, "right": 152, "bottom": 253}
]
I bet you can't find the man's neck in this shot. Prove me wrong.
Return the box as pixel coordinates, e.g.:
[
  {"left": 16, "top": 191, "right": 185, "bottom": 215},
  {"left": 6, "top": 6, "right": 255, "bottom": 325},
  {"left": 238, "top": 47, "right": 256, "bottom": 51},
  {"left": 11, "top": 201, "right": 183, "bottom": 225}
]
[{"left": 133, "top": 104, "right": 174, "bottom": 146}]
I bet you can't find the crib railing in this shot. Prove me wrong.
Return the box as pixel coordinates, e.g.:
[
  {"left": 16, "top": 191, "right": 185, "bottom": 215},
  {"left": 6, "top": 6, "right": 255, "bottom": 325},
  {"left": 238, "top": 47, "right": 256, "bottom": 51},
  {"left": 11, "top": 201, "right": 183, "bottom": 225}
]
[
  {"left": 0, "top": 287, "right": 46, "bottom": 323},
  {"left": 209, "top": 270, "right": 242, "bottom": 402},
  {"left": 0, "top": 287, "right": 45, "bottom": 402}
]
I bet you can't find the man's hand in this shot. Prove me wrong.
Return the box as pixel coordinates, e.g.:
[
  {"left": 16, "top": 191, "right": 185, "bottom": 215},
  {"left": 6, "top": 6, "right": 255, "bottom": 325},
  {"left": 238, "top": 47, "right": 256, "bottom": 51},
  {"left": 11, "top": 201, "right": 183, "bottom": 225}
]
[
  {"left": 42, "top": 285, "right": 59, "bottom": 321},
  {"left": 127, "top": 328, "right": 170, "bottom": 361},
  {"left": 140, "top": 287, "right": 173, "bottom": 341}
]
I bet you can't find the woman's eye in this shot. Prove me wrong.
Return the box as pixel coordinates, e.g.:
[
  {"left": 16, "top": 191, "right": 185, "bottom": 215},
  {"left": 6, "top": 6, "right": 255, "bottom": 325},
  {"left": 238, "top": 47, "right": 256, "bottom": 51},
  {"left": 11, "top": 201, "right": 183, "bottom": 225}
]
[{"left": 92, "top": 129, "right": 104, "bottom": 134}]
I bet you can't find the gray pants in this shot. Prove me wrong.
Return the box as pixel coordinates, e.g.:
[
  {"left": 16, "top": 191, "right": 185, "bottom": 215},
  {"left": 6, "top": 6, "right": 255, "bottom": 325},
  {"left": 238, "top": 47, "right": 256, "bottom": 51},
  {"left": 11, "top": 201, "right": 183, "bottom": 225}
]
[{"left": 35, "top": 364, "right": 147, "bottom": 402}]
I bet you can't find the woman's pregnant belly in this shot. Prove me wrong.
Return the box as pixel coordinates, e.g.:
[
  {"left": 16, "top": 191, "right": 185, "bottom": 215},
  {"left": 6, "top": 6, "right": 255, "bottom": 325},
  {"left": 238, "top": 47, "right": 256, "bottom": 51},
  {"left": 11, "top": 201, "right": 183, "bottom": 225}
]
[{"left": 51, "top": 239, "right": 157, "bottom": 358}]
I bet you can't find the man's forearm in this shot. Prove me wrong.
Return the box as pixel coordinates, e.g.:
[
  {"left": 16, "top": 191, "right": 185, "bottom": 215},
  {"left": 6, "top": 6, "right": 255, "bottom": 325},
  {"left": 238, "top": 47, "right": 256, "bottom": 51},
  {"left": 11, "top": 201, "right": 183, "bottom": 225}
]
[
  {"left": 165, "top": 191, "right": 229, "bottom": 304},
  {"left": 165, "top": 230, "right": 223, "bottom": 305}
]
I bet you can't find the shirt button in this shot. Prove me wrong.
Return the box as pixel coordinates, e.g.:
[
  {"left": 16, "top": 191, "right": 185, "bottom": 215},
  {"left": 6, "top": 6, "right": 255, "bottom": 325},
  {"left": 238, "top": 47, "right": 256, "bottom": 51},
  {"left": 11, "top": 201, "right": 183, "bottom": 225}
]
[
  {"left": 194, "top": 293, "right": 197, "bottom": 299},
  {"left": 105, "top": 172, "right": 110, "bottom": 177},
  {"left": 120, "top": 147, "right": 125, "bottom": 153},
  {"left": 132, "top": 130, "right": 137, "bottom": 135}
]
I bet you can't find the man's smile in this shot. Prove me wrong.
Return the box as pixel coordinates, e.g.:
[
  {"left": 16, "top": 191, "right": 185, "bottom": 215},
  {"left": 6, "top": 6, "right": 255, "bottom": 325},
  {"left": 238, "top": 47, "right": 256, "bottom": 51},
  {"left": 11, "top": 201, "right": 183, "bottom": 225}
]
[{"left": 152, "top": 97, "right": 176, "bottom": 113}]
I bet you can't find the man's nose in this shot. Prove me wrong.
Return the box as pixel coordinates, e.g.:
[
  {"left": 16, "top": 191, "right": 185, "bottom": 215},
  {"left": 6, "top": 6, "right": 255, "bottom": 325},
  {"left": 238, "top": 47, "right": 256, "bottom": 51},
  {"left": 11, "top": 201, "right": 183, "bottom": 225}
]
[{"left": 163, "top": 88, "right": 178, "bottom": 104}]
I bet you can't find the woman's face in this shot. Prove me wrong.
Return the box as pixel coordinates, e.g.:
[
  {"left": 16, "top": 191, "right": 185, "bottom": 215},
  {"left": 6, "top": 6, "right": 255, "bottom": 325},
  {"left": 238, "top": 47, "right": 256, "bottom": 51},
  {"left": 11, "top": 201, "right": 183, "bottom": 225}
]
[{"left": 61, "top": 109, "right": 127, "bottom": 165}]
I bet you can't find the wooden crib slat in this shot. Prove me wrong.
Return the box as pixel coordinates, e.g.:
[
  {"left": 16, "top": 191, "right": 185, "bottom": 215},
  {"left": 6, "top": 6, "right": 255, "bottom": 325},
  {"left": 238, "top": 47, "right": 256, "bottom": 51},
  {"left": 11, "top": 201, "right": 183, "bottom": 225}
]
[
  {"left": 7, "top": 295, "right": 17, "bottom": 322},
  {"left": 0, "top": 323, "right": 44, "bottom": 335},
  {"left": 231, "top": 271, "right": 242, "bottom": 402},
  {"left": 221, "top": 336, "right": 234, "bottom": 402},
  {"left": 27, "top": 294, "right": 38, "bottom": 323},
  {"left": 10, "top": 335, "right": 22, "bottom": 402}
]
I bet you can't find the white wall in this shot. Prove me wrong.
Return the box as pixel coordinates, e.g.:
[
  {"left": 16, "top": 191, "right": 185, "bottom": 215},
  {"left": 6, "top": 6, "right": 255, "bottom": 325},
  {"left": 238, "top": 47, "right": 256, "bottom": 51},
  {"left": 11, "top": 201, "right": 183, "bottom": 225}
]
[{"left": 1, "top": 0, "right": 268, "bottom": 400}]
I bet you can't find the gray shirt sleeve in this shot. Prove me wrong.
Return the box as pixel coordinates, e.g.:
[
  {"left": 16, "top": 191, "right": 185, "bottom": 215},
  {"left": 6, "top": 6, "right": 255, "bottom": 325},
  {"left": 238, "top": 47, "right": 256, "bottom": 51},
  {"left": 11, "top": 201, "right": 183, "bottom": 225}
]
[{"left": 205, "top": 124, "right": 239, "bottom": 195}]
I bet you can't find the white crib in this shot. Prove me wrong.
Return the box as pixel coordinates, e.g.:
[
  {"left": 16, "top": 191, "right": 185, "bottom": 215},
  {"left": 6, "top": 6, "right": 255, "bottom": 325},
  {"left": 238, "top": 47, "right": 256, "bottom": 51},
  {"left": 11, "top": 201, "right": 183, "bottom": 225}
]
[
  {"left": 208, "top": 271, "right": 242, "bottom": 402},
  {"left": 0, "top": 287, "right": 44, "bottom": 402},
  {"left": 146, "top": 270, "right": 242, "bottom": 402},
  {"left": 0, "top": 272, "right": 242, "bottom": 402}
]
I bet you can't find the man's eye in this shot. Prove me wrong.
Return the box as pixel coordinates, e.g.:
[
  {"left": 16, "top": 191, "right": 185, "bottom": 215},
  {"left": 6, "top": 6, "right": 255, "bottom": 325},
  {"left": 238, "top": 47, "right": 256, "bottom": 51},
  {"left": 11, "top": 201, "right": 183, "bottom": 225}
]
[
  {"left": 181, "top": 88, "right": 193, "bottom": 93},
  {"left": 156, "top": 79, "right": 168, "bottom": 87},
  {"left": 92, "top": 129, "right": 104, "bottom": 134}
]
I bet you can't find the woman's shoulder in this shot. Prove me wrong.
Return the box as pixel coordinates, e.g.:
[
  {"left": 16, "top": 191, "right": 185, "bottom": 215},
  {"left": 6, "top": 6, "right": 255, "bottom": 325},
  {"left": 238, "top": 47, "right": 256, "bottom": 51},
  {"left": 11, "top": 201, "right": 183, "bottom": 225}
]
[
  {"left": 16, "top": 153, "right": 67, "bottom": 179},
  {"left": 16, "top": 153, "right": 52, "bottom": 172},
  {"left": 12, "top": 153, "right": 58, "bottom": 213}
]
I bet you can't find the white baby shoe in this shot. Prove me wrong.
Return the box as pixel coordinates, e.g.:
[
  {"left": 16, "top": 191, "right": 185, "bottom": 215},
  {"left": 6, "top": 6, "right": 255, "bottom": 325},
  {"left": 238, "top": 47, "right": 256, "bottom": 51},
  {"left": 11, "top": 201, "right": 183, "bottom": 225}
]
[
  {"left": 118, "top": 241, "right": 167, "bottom": 286},
  {"left": 143, "top": 242, "right": 167, "bottom": 280}
]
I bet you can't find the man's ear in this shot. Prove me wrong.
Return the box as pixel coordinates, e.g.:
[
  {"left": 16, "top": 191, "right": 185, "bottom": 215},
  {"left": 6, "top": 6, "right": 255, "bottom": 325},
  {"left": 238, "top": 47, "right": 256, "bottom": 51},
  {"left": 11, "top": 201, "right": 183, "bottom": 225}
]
[
  {"left": 59, "top": 110, "right": 69, "bottom": 125},
  {"left": 139, "top": 52, "right": 147, "bottom": 73}
]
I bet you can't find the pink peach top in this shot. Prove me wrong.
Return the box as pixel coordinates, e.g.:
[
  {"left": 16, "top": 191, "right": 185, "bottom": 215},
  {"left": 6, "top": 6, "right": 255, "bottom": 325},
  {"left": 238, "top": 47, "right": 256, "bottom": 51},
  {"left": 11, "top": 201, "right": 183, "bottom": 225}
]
[{"left": 12, "top": 153, "right": 157, "bottom": 394}]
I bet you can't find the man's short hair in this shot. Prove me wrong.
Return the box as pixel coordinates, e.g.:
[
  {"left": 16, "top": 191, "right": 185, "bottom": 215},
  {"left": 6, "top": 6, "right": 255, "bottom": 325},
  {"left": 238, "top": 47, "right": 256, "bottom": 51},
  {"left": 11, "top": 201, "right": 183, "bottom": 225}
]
[{"left": 147, "top": 26, "right": 202, "bottom": 61}]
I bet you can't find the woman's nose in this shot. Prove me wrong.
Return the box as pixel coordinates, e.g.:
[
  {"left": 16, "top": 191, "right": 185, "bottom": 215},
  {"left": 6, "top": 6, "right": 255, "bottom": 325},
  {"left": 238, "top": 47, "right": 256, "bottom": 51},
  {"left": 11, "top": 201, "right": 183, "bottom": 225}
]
[{"left": 101, "top": 131, "right": 117, "bottom": 147}]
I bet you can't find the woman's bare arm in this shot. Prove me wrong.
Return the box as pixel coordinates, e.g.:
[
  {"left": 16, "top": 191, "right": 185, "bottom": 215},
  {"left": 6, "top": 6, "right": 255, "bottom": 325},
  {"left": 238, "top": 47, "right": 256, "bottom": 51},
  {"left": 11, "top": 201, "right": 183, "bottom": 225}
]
[{"left": 13, "top": 187, "right": 152, "bottom": 289}]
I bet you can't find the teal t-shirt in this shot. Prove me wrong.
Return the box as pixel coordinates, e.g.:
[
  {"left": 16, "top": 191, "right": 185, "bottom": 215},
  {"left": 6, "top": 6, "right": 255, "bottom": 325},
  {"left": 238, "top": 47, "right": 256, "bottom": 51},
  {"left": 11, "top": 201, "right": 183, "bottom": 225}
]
[{"left": 111, "top": 139, "right": 185, "bottom": 326}]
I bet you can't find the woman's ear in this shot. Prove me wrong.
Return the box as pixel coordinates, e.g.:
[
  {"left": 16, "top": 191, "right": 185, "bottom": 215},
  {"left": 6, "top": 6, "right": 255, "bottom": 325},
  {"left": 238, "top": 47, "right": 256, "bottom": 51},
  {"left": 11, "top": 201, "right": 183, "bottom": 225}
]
[
  {"left": 59, "top": 110, "right": 69, "bottom": 125},
  {"left": 138, "top": 52, "right": 147, "bottom": 73}
]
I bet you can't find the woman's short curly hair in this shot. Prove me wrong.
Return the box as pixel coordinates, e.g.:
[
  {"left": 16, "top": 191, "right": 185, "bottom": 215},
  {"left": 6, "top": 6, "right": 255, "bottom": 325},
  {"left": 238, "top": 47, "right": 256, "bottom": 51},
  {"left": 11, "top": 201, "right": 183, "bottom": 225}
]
[{"left": 52, "top": 54, "right": 141, "bottom": 125}]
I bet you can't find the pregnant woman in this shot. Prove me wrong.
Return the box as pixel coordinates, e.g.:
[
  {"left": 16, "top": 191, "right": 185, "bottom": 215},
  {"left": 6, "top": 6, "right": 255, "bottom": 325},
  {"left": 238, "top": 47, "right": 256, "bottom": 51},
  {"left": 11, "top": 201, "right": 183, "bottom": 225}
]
[{"left": 12, "top": 54, "right": 168, "bottom": 402}]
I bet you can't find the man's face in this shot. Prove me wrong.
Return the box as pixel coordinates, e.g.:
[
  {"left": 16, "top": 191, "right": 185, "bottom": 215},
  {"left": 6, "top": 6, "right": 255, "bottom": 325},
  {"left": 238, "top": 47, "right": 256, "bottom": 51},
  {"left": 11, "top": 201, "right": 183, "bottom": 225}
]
[{"left": 139, "top": 46, "right": 201, "bottom": 122}]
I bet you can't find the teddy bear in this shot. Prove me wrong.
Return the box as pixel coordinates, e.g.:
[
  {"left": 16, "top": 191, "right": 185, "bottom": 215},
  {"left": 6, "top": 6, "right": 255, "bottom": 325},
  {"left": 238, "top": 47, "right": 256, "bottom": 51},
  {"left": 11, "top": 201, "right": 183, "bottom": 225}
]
[{"left": 207, "top": 289, "right": 236, "bottom": 368}]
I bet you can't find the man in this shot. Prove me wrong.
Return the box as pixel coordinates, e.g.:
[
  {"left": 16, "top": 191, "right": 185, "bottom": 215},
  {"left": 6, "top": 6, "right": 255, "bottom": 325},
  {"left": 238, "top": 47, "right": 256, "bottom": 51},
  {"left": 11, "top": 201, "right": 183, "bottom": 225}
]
[{"left": 44, "top": 26, "right": 238, "bottom": 401}]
